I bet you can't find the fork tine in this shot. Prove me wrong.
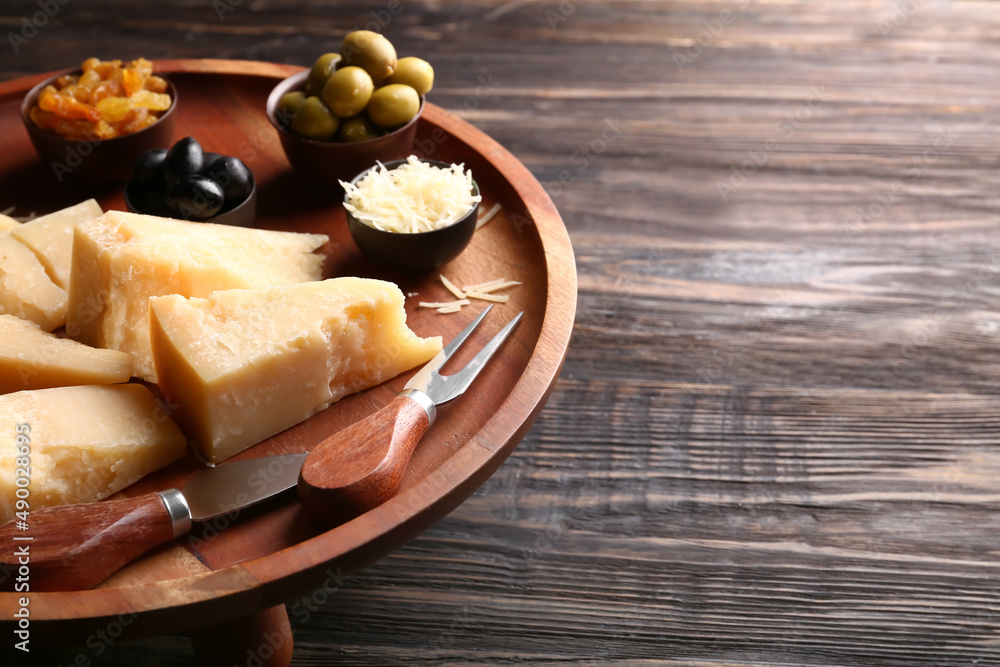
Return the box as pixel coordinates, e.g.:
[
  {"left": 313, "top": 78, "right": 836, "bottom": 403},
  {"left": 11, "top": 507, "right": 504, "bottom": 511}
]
[
  {"left": 405, "top": 305, "right": 494, "bottom": 393},
  {"left": 429, "top": 310, "right": 523, "bottom": 405},
  {"left": 443, "top": 304, "right": 493, "bottom": 357}
]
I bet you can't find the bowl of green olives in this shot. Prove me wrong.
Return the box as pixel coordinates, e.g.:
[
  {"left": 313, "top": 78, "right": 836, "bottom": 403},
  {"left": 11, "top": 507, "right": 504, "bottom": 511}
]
[{"left": 266, "top": 32, "right": 433, "bottom": 187}]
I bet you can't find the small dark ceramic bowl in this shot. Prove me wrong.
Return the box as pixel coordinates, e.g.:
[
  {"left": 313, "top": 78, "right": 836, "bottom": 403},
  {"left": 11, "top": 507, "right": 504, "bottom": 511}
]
[
  {"left": 344, "top": 159, "right": 479, "bottom": 273},
  {"left": 266, "top": 70, "right": 423, "bottom": 188},
  {"left": 123, "top": 170, "right": 258, "bottom": 228},
  {"left": 20, "top": 69, "right": 178, "bottom": 184}
]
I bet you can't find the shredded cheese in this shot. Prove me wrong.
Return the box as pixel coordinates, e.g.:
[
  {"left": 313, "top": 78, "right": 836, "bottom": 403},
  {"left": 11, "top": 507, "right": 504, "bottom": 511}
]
[
  {"left": 463, "top": 278, "right": 522, "bottom": 294},
  {"left": 422, "top": 274, "right": 522, "bottom": 314},
  {"left": 464, "top": 290, "right": 509, "bottom": 303},
  {"left": 440, "top": 274, "right": 466, "bottom": 299},
  {"left": 476, "top": 202, "right": 502, "bottom": 230},
  {"left": 419, "top": 299, "right": 470, "bottom": 309},
  {"left": 341, "top": 156, "right": 481, "bottom": 234}
]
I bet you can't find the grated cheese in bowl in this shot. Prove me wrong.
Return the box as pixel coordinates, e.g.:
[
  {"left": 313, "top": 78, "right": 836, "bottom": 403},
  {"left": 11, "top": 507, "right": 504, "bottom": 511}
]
[{"left": 341, "top": 156, "right": 481, "bottom": 234}]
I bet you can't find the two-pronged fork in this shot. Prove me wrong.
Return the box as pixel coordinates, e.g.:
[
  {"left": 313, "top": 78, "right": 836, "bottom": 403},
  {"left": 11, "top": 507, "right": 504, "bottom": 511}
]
[{"left": 298, "top": 305, "right": 523, "bottom": 523}]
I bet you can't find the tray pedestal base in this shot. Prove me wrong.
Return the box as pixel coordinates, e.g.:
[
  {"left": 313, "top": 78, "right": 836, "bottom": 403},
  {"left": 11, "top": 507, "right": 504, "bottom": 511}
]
[{"left": 191, "top": 604, "right": 294, "bottom": 667}]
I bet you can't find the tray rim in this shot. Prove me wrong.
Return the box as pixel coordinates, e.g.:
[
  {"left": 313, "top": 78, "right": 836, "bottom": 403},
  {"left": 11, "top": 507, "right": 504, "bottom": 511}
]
[{"left": 0, "top": 59, "right": 577, "bottom": 637}]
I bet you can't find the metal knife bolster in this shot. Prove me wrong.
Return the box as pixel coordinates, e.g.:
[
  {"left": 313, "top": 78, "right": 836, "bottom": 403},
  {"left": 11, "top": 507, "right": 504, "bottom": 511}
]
[
  {"left": 399, "top": 387, "right": 437, "bottom": 424},
  {"left": 157, "top": 489, "right": 193, "bottom": 538}
]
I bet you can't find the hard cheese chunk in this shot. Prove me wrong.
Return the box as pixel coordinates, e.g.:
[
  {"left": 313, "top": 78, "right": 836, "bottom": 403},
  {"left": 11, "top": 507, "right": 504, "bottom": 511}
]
[
  {"left": 0, "top": 314, "right": 131, "bottom": 394},
  {"left": 0, "top": 214, "right": 19, "bottom": 232},
  {"left": 12, "top": 199, "right": 102, "bottom": 290},
  {"left": 0, "top": 233, "right": 67, "bottom": 331},
  {"left": 0, "top": 384, "right": 186, "bottom": 523},
  {"left": 67, "top": 210, "right": 328, "bottom": 382},
  {"left": 149, "top": 277, "right": 442, "bottom": 463}
]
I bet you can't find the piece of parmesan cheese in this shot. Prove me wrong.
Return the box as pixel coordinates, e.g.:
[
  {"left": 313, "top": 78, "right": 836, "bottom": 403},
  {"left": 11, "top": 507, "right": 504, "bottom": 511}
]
[{"left": 341, "top": 156, "right": 482, "bottom": 234}]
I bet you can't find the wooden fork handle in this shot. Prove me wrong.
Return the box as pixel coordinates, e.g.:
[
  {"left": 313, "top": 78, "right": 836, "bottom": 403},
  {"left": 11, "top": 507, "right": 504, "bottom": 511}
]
[
  {"left": 297, "top": 391, "right": 435, "bottom": 525},
  {"left": 0, "top": 491, "right": 184, "bottom": 591}
]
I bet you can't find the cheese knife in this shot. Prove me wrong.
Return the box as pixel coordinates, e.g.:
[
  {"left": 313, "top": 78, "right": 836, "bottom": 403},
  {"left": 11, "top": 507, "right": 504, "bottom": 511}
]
[{"left": 0, "top": 451, "right": 307, "bottom": 591}]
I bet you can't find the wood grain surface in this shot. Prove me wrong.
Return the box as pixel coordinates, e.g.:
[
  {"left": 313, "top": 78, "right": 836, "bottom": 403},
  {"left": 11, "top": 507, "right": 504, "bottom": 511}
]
[{"left": 4, "top": 0, "right": 1000, "bottom": 665}]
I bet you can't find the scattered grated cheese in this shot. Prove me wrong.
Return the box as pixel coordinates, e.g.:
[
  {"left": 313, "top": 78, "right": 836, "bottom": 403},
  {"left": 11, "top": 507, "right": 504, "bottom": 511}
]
[
  {"left": 423, "top": 274, "right": 522, "bottom": 313},
  {"left": 463, "top": 278, "right": 522, "bottom": 294},
  {"left": 476, "top": 202, "right": 502, "bottom": 230},
  {"left": 464, "top": 290, "right": 509, "bottom": 303},
  {"left": 440, "top": 274, "right": 466, "bottom": 300},
  {"left": 340, "top": 156, "right": 482, "bottom": 234},
  {"left": 419, "top": 299, "right": 470, "bottom": 309}
]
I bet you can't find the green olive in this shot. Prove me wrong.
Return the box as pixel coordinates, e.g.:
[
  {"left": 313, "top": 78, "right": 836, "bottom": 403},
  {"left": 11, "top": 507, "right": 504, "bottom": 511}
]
[
  {"left": 386, "top": 57, "right": 434, "bottom": 96},
  {"left": 305, "top": 53, "right": 341, "bottom": 95},
  {"left": 337, "top": 113, "right": 382, "bottom": 142},
  {"left": 275, "top": 91, "right": 305, "bottom": 126},
  {"left": 367, "top": 84, "right": 420, "bottom": 128},
  {"left": 320, "top": 66, "right": 374, "bottom": 118},
  {"left": 290, "top": 96, "right": 339, "bottom": 141},
  {"left": 340, "top": 30, "right": 397, "bottom": 83}
]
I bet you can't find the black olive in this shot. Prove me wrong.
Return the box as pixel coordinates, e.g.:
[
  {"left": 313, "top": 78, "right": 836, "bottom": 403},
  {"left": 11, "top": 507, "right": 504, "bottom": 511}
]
[
  {"left": 163, "top": 137, "right": 204, "bottom": 184},
  {"left": 199, "top": 152, "right": 223, "bottom": 174},
  {"left": 126, "top": 180, "right": 172, "bottom": 217},
  {"left": 166, "top": 176, "right": 225, "bottom": 221},
  {"left": 132, "top": 148, "right": 167, "bottom": 185},
  {"left": 205, "top": 156, "right": 254, "bottom": 204}
]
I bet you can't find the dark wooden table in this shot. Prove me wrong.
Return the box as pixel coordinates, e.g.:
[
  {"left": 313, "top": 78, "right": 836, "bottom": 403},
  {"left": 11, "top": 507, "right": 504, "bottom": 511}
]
[{"left": 5, "top": 0, "right": 1000, "bottom": 664}]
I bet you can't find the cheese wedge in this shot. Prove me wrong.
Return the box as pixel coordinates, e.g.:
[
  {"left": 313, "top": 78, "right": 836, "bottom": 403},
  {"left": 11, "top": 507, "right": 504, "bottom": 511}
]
[
  {"left": 67, "top": 210, "right": 329, "bottom": 382},
  {"left": 149, "top": 277, "right": 442, "bottom": 463},
  {"left": 11, "top": 199, "right": 102, "bottom": 290},
  {"left": 0, "top": 214, "right": 19, "bottom": 232},
  {"left": 0, "top": 314, "right": 131, "bottom": 394},
  {"left": 0, "top": 232, "right": 67, "bottom": 332},
  {"left": 0, "top": 384, "right": 187, "bottom": 523}
]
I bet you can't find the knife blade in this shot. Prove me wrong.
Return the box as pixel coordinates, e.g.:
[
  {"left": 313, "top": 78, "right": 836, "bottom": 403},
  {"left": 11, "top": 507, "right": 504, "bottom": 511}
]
[{"left": 0, "top": 452, "right": 307, "bottom": 591}]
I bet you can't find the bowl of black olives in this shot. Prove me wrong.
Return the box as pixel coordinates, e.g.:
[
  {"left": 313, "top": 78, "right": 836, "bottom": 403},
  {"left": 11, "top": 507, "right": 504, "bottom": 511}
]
[
  {"left": 266, "top": 31, "right": 432, "bottom": 188},
  {"left": 124, "top": 136, "right": 257, "bottom": 227}
]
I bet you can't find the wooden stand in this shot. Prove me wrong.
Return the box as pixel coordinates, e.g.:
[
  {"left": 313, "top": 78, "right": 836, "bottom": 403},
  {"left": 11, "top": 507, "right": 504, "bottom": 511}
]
[{"left": 191, "top": 604, "right": 294, "bottom": 667}]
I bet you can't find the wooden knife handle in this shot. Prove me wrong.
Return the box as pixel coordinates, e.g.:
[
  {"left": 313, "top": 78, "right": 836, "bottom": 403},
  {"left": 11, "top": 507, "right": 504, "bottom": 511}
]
[
  {"left": 298, "top": 392, "right": 433, "bottom": 525},
  {"left": 0, "top": 492, "right": 179, "bottom": 591}
]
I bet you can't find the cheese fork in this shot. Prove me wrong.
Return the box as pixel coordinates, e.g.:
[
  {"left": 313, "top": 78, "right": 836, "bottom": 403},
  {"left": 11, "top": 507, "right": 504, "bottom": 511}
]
[{"left": 298, "top": 304, "right": 522, "bottom": 523}]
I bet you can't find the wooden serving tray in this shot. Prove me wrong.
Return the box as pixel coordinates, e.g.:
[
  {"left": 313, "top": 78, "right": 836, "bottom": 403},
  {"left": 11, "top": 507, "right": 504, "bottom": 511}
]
[{"left": 0, "top": 60, "right": 576, "bottom": 658}]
